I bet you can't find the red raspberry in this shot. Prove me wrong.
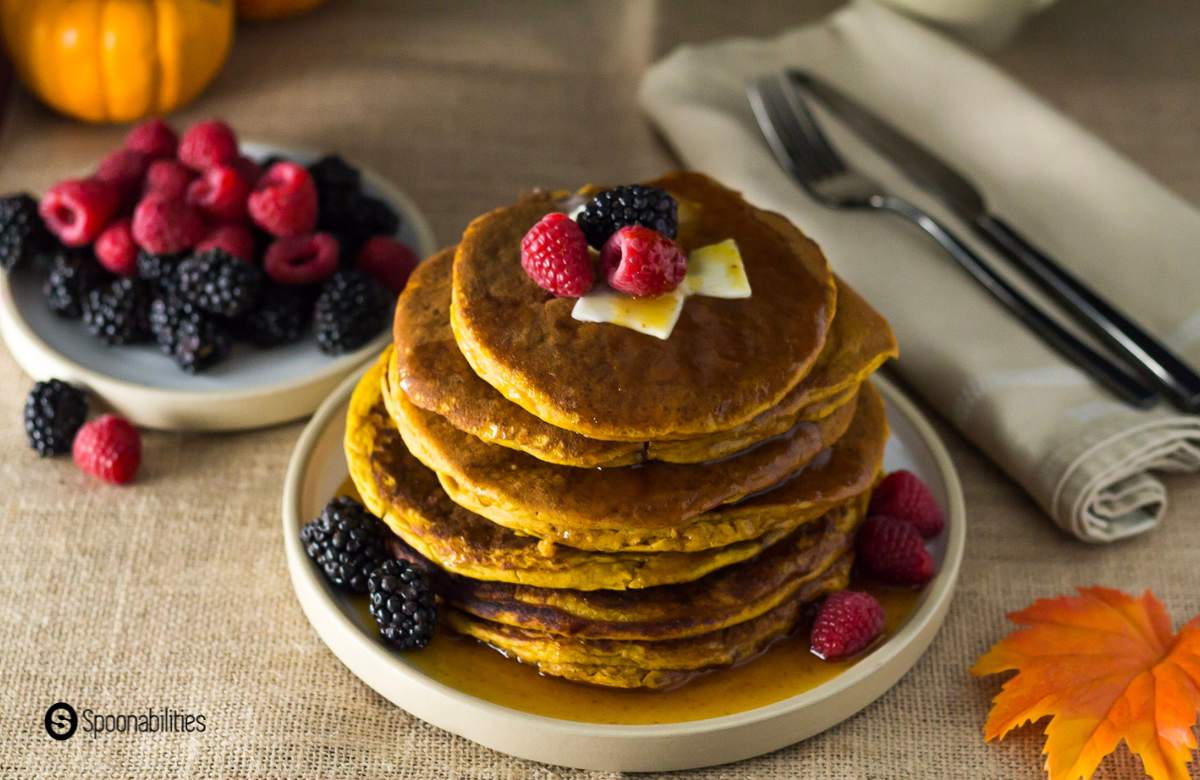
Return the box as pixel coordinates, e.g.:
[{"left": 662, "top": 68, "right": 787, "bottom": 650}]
[
  {"left": 248, "top": 161, "right": 318, "bottom": 237},
  {"left": 72, "top": 415, "right": 141, "bottom": 485},
  {"left": 231, "top": 155, "right": 262, "bottom": 186},
  {"left": 810, "top": 591, "right": 885, "bottom": 661},
  {"left": 39, "top": 178, "right": 121, "bottom": 247},
  {"left": 95, "top": 148, "right": 150, "bottom": 206},
  {"left": 178, "top": 119, "right": 239, "bottom": 171},
  {"left": 94, "top": 218, "right": 138, "bottom": 276},
  {"left": 264, "top": 233, "right": 339, "bottom": 284},
  {"left": 196, "top": 223, "right": 257, "bottom": 263},
  {"left": 124, "top": 117, "right": 178, "bottom": 160},
  {"left": 143, "top": 159, "right": 196, "bottom": 201},
  {"left": 186, "top": 164, "right": 250, "bottom": 223},
  {"left": 519, "top": 213, "right": 593, "bottom": 297},
  {"left": 869, "top": 471, "right": 944, "bottom": 538},
  {"left": 600, "top": 225, "right": 687, "bottom": 298},
  {"left": 131, "top": 194, "right": 206, "bottom": 254},
  {"left": 356, "top": 236, "right": 418, "bottom": 293},
  {"left": 857, "top": 515, "right": 935, "bottom": 586}
]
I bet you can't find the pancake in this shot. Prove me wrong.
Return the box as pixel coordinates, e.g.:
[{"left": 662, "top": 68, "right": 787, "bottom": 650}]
[
  {"left": 389, "top": 493, "right": 865, "bottom": 641},
  {"left": 384, "top": 350, "right": 892, "bottom": 549},
  {"left": 393, "top": 249, "right": 895, "bottom": 467},
  {"left": 450, "top": 171, "right": 838, "bottom": 441},
  {"left": 349, "top": 355, "right": 818, "bottom": 590},
  {"left": 442, "top": 554, "right": 852, "bottom": 689},
  {"left": 386, "top": 367, "right": 857, "bottom": 547}
]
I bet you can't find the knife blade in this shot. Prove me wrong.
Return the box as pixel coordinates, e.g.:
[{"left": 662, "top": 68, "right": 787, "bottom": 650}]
[{"left": 788, "top": 69, "right": 1200, "bottom": 412}]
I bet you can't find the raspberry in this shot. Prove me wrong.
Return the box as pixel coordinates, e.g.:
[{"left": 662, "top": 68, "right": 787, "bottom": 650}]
[
  {"left": 857, "top": 515, "right": 935, "bottom": 586},
  {"left": 143, "top": 160, "right": 196, "bottom": 201},
  {"left": 600, "top": 225, "right": 687, "bottom": 298},
  {"left": 810, "top": 591, "right": 885, "bottom": 661},
  {"left": 576, "top": 185, "right": 678, "bottom": 248},
  {"left": 39, "top": 179, "right": 121, "bottom": 247},
  {"left": 94, "top": 148, "right": 150, "bottom": 206},
  {"left": 248, "top": 161, "right": 318, "bottom": 237},
  {"left": 519, "top": 213, "right": 593, "bottom": 297},
  {"left": 124, "top": 117, "right": 178, "bottom": 160},
  {"left": 231, "top": 156, "right": 261, "bottom": 187},
  {"left": 869, "top": 471, "right": 944, "bottom": 538},
  {"left": 263, "top": 233, "right": 339, "bottom": 285},
  {"left": 94, "top": 218, "right": 138, "bottom": 276},
  {"left": 186, "top": 164, "right": 249, "bottom": 223},
  {"left": 355, "top": 236, "right": 418, "bottom": 293},
  {"left": 196, "top": 223, "right": 256, "bottom": 263},
  {"left": 131, "top": 194, "right": 205, "bottom": 254},
  {"left": 178, "top": 119, "right": 238, "bottom": 171},
  {"left": 72, "top": 415, "right": 141, "bottom": 485}
]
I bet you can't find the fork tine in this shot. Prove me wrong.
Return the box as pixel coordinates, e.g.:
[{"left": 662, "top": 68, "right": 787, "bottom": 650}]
[
  {"left": 771, "top": 73, "right": 847, "bottom": 177},
  {"left": 751, "top": 75, "right": 838, "bottom": 183}
]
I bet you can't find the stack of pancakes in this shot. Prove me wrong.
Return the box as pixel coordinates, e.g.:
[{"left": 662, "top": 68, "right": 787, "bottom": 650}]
[{"left": 345, "top": 173, "right": 897, "bottom": 689}]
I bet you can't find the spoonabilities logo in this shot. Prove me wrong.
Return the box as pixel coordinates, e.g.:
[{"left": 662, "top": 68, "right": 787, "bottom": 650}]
[{"left": 44, "top": 702, "right": 77, "bottom": 741}]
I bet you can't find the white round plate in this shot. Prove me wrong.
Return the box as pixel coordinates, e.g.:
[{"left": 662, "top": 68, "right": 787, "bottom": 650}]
[
  {"left": 282, "top": 367, "right": 964, "bottom": 772},
  {"left": 0, "top": 141, "right": 436, "bottom": 431}
]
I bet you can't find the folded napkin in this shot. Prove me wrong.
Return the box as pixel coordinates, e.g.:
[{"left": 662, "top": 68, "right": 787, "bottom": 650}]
[{"left": 639, "top": 0, "right": 1200, "bottom": 542}]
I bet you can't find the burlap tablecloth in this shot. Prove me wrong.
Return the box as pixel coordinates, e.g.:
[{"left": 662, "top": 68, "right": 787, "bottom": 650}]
[{"left": 1, "top": 2, "right": 1197, "bottom": 778}]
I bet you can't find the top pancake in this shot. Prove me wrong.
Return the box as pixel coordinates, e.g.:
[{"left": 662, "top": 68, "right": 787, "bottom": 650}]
[
  {"left": 394, "top": 249, "right": 895, "bottom": 467},
  {"left": 450, "top": 171, "right": 838, "bottom": 441}
]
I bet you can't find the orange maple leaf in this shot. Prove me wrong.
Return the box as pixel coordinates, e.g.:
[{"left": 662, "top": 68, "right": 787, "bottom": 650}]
[{"left": 972, "top": 587, "right": 1200, "bottom": 780}]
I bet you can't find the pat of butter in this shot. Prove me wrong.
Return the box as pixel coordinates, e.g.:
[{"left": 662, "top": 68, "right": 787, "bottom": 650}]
[
  {"left": 684, "top": 239, "right": 752, "bottom": 298},
  {"left": 571, "top": 287, "right": 685, "bottom": 340},
  {"left": 571, "top": 239, "right": 750, "bottom": 339}
]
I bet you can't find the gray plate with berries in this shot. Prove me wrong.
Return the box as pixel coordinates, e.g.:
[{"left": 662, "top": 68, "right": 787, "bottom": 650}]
[
  {"left": 0, "top": 127, "right": 435, "bottom": 432},
  {"left": 281, "top": 365, "right": 965, "bottom": 772}
]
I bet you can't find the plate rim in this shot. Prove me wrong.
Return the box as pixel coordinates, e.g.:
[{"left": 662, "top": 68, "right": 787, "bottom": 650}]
[
  {"left": 282, "top": 360, "right": 965, "bottom": 745},
  {"left": 0, "top": 140, "right": 437, "bottom": 429}
]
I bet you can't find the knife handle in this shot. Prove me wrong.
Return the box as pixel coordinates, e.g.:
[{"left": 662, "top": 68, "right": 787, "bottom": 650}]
[
  {"left": 876, "top": 197, "right": 1158, "bottom": 409},
  {"left": 974, "top": 214, "right": 1200, "bottom": 412}
]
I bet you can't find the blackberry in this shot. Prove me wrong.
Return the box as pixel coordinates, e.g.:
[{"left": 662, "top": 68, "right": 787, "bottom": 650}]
[
  {"left": 149, "top": 293, "right": 231, "bottom": 373},
  {"left": 317, "top": 191, "right": 400, "bottom": 259},
  {"left": 177, "top": 248, "right": 264, "bottom": 318},
  {"left": 0, "top": 193, "right": 52, "bottom": 271},
  {"left": 44, "top": 249, "right": 110, "bottom": 319},
  {"left": 576, "top": 185, "right": 678, "bottom": 249},
  {"left": 136, "top": 250, "right": 182, "bottom": 284},
  {"left": 368, "top": 559, "right": 436, "bottom": 650},
  {"left": 313, "top": 270, "right": 390, "bottom": 355},
  {"left": 23, "top": 379, "right": 87, "bottom": 456},
  {"left": 308, "top": 154, "right": 361, "bottom": 194},
  {"left": 83, "top": 278, "right": 152, "bottom": 345},
  {"left": 233, "top": 283, "right": 315, "bottom": 347},
  {"left": 300, "top": 496, "right": 391, "bottom": 593}
]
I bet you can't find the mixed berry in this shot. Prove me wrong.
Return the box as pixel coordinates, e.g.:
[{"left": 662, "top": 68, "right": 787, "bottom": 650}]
[
  {"left": 0, "top": 116, "right": 419, "bottom": 374},
  {"left": 301, "top": 496, "right": 437, "bottom": 650},
  {"left": 519, "top": 185, "right": 688, "bottom": 299},
  {"left": 23, "top": 379, "right": 142, "bottom": 484}
]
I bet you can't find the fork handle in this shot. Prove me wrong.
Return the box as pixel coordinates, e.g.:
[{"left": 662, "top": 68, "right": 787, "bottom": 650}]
[
  {"left": 974, "top": 215, "right": 1200, "bottom": 412},
  {"left": 877, "top": 196, "right": 1158, "bottom": 409}
]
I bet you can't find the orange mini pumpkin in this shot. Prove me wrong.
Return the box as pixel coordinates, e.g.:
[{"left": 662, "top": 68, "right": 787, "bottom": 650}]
[{"left": 0, "top": 0, "right": 234, "bottom": 124}]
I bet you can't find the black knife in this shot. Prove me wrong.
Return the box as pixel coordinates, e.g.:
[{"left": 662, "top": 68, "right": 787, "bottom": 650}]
[{"left": 789, "top": 69, "right": 1200, "bottom": 412}]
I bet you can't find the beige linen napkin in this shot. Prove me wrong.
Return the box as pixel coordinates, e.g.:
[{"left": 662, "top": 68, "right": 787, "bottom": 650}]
[{"left": 639, "top": 0, "right": 1200, "bottom": 542}]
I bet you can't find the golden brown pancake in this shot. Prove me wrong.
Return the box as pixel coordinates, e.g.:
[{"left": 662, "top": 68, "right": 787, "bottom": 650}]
[
  {"left": 387, "top": 369, "right": 858, "bottom": 549},
  {"left": 393, "top": 249, "right": 895, "bottom": 467},
  {"left": 442, "top": 554, "right": 851, "bottom": 689},
  {"left": 450, "top": 172, "right": 838, "bottom": 440},
  {"left": 389, "top": 493, "right": 864, "bottom": 641}
]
